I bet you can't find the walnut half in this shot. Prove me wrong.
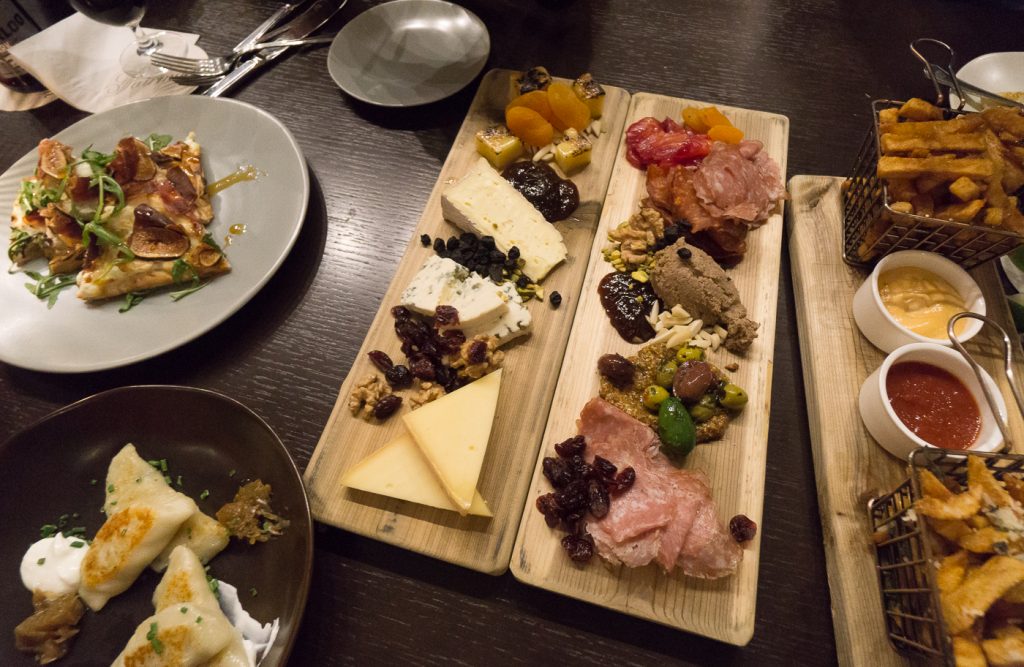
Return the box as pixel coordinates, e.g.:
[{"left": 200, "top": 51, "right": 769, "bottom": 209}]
[
  {"left": 348, "top": 374, "right": 391, "bottom": 420},
  {"left": 450, "top": 335, "right": 504, "bottom": 380}
]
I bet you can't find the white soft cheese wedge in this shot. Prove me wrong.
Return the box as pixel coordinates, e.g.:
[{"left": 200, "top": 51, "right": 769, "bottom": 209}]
[
  {"left": 342, "top": 432, "right": 492, "bottom": 516},
  {"left": 402, "top": 369, "right": 502, "bottom": 513},
  {"left": 441, "top": 157, "right": 567, "bottom": 281},
  {"left": 400, "top": 255, "right": 508, "bottom": 327},
  {"left": 463, "top": 281, "right": 532, "bottom": 346}
]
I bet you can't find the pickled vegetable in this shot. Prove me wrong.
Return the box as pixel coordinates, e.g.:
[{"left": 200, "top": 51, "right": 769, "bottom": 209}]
[
  {"left": 675, "top": 346, "right": 704, "bottom": 363},
  {"left": 642, "top": 385, "right": 670, "bottom": 411},
  {"left": 506, "top": 106, "right": 555, "bottom": 147},
  {"left": 658, "top": 397, "right": 697, "bottom": 459},
  {"left": 720, "top": 383, "right": 749, "bottom": 410},
  {"left": 655, "top": 360, "right": 678, "bottom": 388}
]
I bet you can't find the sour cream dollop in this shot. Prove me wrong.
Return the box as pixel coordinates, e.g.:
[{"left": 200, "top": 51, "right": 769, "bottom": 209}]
[
  {"left": 20, "top": 534, "right": 88, "bottom": 597},
  {"left": 217, "top": 580, "right": 280, "bottom": 667}
]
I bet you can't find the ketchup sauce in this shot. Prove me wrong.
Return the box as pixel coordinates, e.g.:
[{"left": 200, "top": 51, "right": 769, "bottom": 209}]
[{"left": 885, "top": 361, "right": 981, "bottom": 450}]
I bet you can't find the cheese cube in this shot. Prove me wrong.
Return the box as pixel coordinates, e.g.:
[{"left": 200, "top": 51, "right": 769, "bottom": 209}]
[
  {"left": 441, "top": 158, "right": 567, "bottom": 281},
  {"left": 400, "top": 255, "right": 508, "bottom": 327}
]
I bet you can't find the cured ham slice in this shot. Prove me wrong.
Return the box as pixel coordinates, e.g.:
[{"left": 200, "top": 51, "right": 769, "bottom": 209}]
[{"left": 577, "top": 398, "right": 743, "bottom": 578}]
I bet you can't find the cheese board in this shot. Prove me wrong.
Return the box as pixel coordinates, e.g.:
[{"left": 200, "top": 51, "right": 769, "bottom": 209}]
[
  {"left": 511, "top": 93, "right": 790, "bottom": 646},
  {"left": 303, "top": 68, "right": 631, "bottom": 574},
  {"left": 787, "top": 175, "right": 1024, "bottom": 666}
]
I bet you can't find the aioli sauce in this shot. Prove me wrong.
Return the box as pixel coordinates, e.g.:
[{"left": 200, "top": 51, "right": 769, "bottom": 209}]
[
  {"left": 878, "top": 266, "right": 968, "bottom": 339},
  {"left": 886, "top": 361, "right": 981, "bottom": 450}
]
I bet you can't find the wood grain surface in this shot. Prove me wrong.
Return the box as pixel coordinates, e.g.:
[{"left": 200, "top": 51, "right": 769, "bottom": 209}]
[
  {"left": 3, "top": 1, "right": 1024, "bottom": 665},
  {"left": 303, "top": 69, "right": 630, "bottom": 573},
  {"left": 788, "top": 175, "right": 1024, "bottom": 667},
  {"left": 512, "top": 93, "right": 788, "bottom": 645}
]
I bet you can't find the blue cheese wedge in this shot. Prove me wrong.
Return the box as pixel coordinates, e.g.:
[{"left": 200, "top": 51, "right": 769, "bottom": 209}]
[
  {"left": 441, "top": 157, "right": 567, "bottom": 281},
  {"left": 400, "top": 255, "right": 508, "bottom": 328},
  {"left": 463, "top": 281, "right": 532, "bottom": 345}
]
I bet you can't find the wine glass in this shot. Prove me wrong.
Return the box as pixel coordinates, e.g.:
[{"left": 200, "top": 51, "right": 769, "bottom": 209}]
[{"left": 68, "top": 0, "right": 191, "bottom": 78}]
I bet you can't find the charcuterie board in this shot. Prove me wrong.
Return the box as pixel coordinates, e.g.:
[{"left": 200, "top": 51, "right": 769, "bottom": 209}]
[
  {"left": 303, "top": 69, "right": 630, "bottom": 574},
  {"left": 511, "top": 93, "right": 789, "bottom": 646},
  {"left": 787, "top": 175, "right": 1024, "bottom": 666}
]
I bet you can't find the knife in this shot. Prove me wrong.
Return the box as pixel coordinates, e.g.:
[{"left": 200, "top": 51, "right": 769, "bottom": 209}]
[
  {"left": 233, "top": 2, "right": 302, "bottom": 53},
  {"left": 204, "top": 0, "right": 347, "bottom": 98}
]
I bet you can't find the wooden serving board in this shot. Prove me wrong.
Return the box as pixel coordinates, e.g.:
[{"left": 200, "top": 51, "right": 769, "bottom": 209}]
[
  {"left": 303, "top": 69, "right": 630, "bottom": 574},
  {"left": 511, "top": 94, "right": 790, "bottom": 646},
  {"left": 788, "top": 175, "right": 1024, "bottom": 666}
]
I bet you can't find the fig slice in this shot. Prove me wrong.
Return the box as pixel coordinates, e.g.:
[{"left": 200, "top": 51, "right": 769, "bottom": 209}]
[
  {"left": 129, "top": 225, "right": 189, "bottom": 259},
  {"left": 166, "top": 166, "right": 197, "bottom": 203},
  {"left": 197, "top": 248, "right": 222, "bottom": 267},
  {"left": 37, "top": 139, "right": 69, "bottom": 179}
]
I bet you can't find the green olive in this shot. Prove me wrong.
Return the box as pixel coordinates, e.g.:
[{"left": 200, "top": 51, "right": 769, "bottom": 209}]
[
  {"left": 658, "top": 397, "right": 696, "bottom": 460},
  {"left": 675, "top": 346, "right": 704, "bottom": 363},
  {"left": 654, "top": 360, "right": 678, "bottom": 388},
  {"left": 643, "top": 385, "right": 670, "bottom": 411},
  {"left": 689, "top": 404, "right": 716, "bottom": 423},
  {"left": 720, "top": 383, "right": 749, "bottom": 410}
]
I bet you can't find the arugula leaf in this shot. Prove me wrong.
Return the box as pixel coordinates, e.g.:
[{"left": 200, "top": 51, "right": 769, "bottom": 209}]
[
  {"left": 23, "top": 271, "right": 77, "bottom": 308},
  {"left": 169, "top": 282, "right": 206, "bottom": 302},
  {"left": 8, "top": 230, "right": 33, "bottom": 263},
  {"left": 171, "top": 258, "right": 198, "bottom": 286},
  {"left": 80, "top": 220, "right": 134, "bottom": 263},
  {"left": 119, "top": 291, "right": 147, "bottom": 313},
  {"left": 201, "top": 233, "right": 223, "bottom": 254},
  {"left": 144, "top": 133, "right": 173, "bottom": 152},
  {"left": 80, "top": 145, "right": 115, "bottom": 168}
]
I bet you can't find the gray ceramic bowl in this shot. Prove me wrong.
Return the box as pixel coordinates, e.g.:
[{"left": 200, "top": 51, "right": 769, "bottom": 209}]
[{"left": 327, "top": 0, "right": 490, "bottom": 107}]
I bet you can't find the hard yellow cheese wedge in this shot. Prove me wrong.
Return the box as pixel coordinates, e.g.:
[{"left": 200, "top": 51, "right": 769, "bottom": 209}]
[
  {"left": 342, "top": 432, "right": 492, "bottom": 516},
  {"left": 402, "top": 369, "right": 502, "bottom": 514}
]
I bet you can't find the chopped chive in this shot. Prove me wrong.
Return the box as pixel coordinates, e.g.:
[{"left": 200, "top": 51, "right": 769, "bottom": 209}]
[
  {"left": 180, "top": 607, "right": 188, "bottom": 614},
  {"left": 199, "top": 490, "right": 209, "bottom": 501},
  {"left": 90, "top": 479, "right": 97, "bottom": 485},
  {"left": 107, "top": 483, "right": 115, "bottom": 493},
  {"left": 69, "top": 541, "right": 85, "bottom": 548},
  {"left": 146, "top": 622, "right": 164, "bottom": 655},
  {"left": 37, "top": 558, "right": 45, "bottom": 565},
  {"left": 249, "top": 587, "right": 258, "bottom": 597}
]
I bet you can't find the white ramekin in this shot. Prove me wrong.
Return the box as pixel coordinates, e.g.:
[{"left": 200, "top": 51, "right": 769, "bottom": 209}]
[
  {"left": 852, "top": 250, "right": 985, "bottom": 354},
  {"left": 859, "top": 343, "right": 1007, "bottom": 460}
]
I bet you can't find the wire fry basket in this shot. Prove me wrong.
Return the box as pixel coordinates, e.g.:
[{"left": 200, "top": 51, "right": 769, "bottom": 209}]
[
  {"left": 842, "top": 99, "right": 1024, "bottom": 271},
  {"left": 868, "top": 447, "right": 1024, "bottom": 664}
]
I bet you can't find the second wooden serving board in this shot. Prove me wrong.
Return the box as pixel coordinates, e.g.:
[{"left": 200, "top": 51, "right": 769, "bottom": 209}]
[
  {"left": 303, "top": 69, "right": 630, "bottom": 574},
  {"left": 788, "top": 175, "right": 1024, "bottom": 666},
  {"left": 511, "top": 93, "right": 790, "bottom": 646}
]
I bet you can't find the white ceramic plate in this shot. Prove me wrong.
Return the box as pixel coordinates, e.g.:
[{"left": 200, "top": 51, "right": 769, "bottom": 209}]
[
  {"left": 327, "top": 0, "right": 490, "bottom": 107},
  {"left": 951, "top": 51, "right": 1024, "bottom": 111},
  {"left": 0, "top": 95, "right": 308, "bottom": 373}
]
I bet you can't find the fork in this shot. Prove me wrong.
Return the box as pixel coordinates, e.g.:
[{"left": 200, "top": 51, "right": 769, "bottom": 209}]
[{"left": 152, "top": 35, "right": 334, "bottom": 76}]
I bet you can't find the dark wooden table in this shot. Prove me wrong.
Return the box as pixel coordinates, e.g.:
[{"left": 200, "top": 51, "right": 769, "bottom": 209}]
[{"left": 3, "top": 0, "right": 1022, "bottom": 663}]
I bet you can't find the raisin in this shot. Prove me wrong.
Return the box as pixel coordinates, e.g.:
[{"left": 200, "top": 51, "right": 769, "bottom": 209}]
[
  {"left": 385, "top": 365, "right": 412, "bottom": 389},
  {"left": 536, "top": 493, "right": 560, "bottom": 528},
  {"left": 409, "top": 357, "right": 436, "bottom": 381},
  {"left": 587, "top": 479, "right": 610, "bottom": 519},
  {"left": 446, "top": 236, "right": 460, "bottom": 252},
  {"left": 592, "top": 455, "right": 617, "bottom": 480},
  {"left": 395, "top": 318, "right": 428, "bottom": 345},
  {"left": 516, "top": 275, "right": 530, "bottom": 288},
  {"left": 542, "top": 456, "right": 572, "bottom": 489},
  {"left": 561, "top": 532, "right": 595, "bottom": 563},
  {"left": 372, "top": 395, "right": 402, "bottom": 420},
  {"left": 489, "top": 250, "right": 505, "bottom": 263},
  {"left": 434, "top": 305, "right": 459, "bottom": 327},
  {"left": 549, "top": 291, "right": 562, "bottom": 308},
  {"left": 597, "top": 353, "right": 635, "bottom": 388},
  {"left": 568, "top": 454, "right": 593, "bottom": 480},
  {"left": 729, "top": 515, "right": 758, "bottom": 543},
  {"left": 480, "top": 236, "right": 496, "bottom": 250},
  {"left": 367, "top": 350, "right": 394, "bottom": 372},
  {"left": 433, "top": 237, "right": 446, "bottom": 255},
  {"left": 460, "top": 232, "right": 477, "bottom": 246},
  {"left": 676, "top": 246, "right": 692, "bottom": 261},
  {"left": 391, "top": 305, "right": 412, "bottom": 321},
  {"left": 488, "top": 265, "right": 503, "bottom": 283},
  {"left": 420, "top": 233, "right": 431, "bottom": 247},
  {"left": 554, "top": 435, "right": 585, "bottom": 458},
  {"left": 609, "top": 467, "right": 636, "bottom": 495},
  {"left": 440, "top": 329, "right": 466, "bottom": 353},
  {"left": 467, "top": 340, "right": 488, "bottom": 364},
  {"left": 508, "top": 245, "right": 521, "bottom": 261},
  {"left": 555, "top": 480, "right": 588, "bottom": 513},
  {"left": 434, "top": 364, "right": 452, "bottom": 387},
  {"left": 561, "top": 512, "right": 583, "bottom": 533}
]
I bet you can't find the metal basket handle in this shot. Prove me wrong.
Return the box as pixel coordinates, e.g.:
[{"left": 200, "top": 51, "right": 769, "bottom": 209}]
[
  {"left": 911, "top": 38, "right": 965, "bottom": 111},
  {"left": 948, "top": 312, "right": 1024, "bottom": 452}
]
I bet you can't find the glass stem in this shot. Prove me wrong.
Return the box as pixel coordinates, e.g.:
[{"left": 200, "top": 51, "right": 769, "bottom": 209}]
[{"left": 129, "top": 24, "right": 160, "bottom": 56}]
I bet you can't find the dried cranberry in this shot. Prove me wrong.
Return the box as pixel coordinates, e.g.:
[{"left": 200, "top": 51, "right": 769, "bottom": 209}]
[
  {"left": 409, "top": 357, "right": 436, "bottom": 381},
  {"left": 391, "top": 305, "right": 411, "bottom": 320},
  {"left": 542, "top": 457, "right": 573, "bottom": 489},
  {"left": 385, "top": 365, "right": 412, "bottom": 389},
  {"left": 561, "top": 512, "right": 584, "bottom": 533},
  {"left": 729, "top": 515, "right": 758, "bottom": 543},
  {"left": 434, "top": 364, "right": 452, "bottom": 387},
  {"left": 368, "top": 350, "right": 394, "bottom": 372},
  {"left": 536, "top": 493, "right": 560, "bottom": 528},
  {"left": 597, "top": 353, "right": 635, "bottom": 388},
  {"left": 395, "top": 318, "right": 428, "bottom": 345},
  {"left": 592, "top": 456, "right": 617, "bottom": 480},
  {"left": 440, "top": 329, "right": 466, "bottom": 353},
  {"left": 467, "top": 340, "right": 488, "bottom": 365},
  {"left": 434, "top": 305, "right": 459, "bottom": 327},
  {"left": 372, "top": 395, "right": 402, "bottom": 420},
  {"left": 561, "top": 532, "right": 595, "bottom": 563},
  {"left": 418, "top": 338, "right": 440, "bottom": 359},
  {"left": 554, "top": 435, "right": 586, "bottom": 458},
  {"left": 555, "top": 480, "right": 588, "bottom": 513},
  {"left": 608, "top": 467, "right": 636, "bottom": 495},
  {"left": 587, "top": 479, "right": 610, "bottom": 518},
  {"left": 568, "top": 454, "right": 593, "bottom": 480}
]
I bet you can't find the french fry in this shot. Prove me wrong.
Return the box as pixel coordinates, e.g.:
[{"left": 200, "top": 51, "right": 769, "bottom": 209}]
[
  {"left": 936, "top": 199, "right": 985, "bottom": 223},
  {"left": 920, "top": 469, "right": 955, "bottom": 500},
  {"left": 950, "top": 177, "right": 984, "bottom": 202},
  {"left": 890, "top": 201, "right": 914, "bottom": 215},
  {"left": 982, "top": 635, "right": 1024, "bottom": 666},
  {"left": 887, "top": 178, "right": 918, "bottom": 202},
  {"left": 1002, "top": 582, "right": 1024, "bottom": 605},
  {"left": 930, "top": 518, "right": 974, "bottom": 543},
  {"left": 878, "top": 107, "right": 900, "bottom": 128},
  {"left": 880, "top": 133, "right": 987, "bottom": 154},
  {"left": 882, "top": 115, "right": 986, "bottom": 136},
  {"left": 954, "top": 636, "right": 989, "bottom": 667},
  {"left": 983, "top": 207, "right": 1006, "bottom": 227},
  {"left": 968, "top": 456, "right": 1014, "bottom": 507},
  {"left": 938, "top": 550, "right": 969, "bottom": 593},
  {"left": 878, "top": 155, "right": 994, "bottom": 181},
  {"left": 917, "top": 490, "right": 981, "bottom": 520},
  {"left": 898, "top": 98, "right": 946, "bottom": 121},
  {"left": 960, "top": 526, "right": 1013, "bottom": 554},
  {"left": 970, "top": 515, "right": 993, "bottom": 530},
  {"left": 942, "top": 556, "right": 1024, "bottom": 635}
]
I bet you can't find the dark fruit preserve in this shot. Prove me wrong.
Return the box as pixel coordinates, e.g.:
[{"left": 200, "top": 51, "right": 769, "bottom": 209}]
[
  {"left": 503, "top": 161, "right": 579, "bottom": 222},
  {"left": 597, "top": 272, "right": 656, "bottom": 343},
  {"left": 885, "top": 361, "right": 981, "bottom": 450}
]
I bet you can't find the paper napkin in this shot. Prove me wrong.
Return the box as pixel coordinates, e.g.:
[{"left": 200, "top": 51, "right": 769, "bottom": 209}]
[
  {"left": 0, "top": 86, "right": 56, "bottom": 112},
  {"left": 7, "top": 13, "right": 205, "bottom": 114}
]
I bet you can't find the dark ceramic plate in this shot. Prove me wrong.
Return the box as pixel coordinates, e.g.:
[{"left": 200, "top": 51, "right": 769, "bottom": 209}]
[{"left": 0, "top": 386, "right": 313, "bottom": 666}]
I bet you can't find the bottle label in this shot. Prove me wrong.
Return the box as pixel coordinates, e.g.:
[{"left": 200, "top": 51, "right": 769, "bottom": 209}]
[{"left": 0, "top": 0, "right": 43, "bottom": 90}]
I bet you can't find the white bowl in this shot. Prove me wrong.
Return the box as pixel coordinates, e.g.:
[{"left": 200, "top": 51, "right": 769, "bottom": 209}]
[
  {"left": 859, "top": 343, "right": 1006, "bottom": 460},
  {"left": 852, "top": 250, "right": 985, "bottom": 353},
  {"left": 951, "top": 52, "right": 1024, "bottom": 111}
]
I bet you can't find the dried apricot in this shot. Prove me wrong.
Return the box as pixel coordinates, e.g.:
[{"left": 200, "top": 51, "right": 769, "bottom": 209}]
[
  {"left": 506, "top": 106, "right": 555, "bottom": 147},
  {"left": 708, "top": 125, "right": 744, "bottom": 144},
  {"left": 681, "top": 106, "right": 708, "bottom": 133},
  {"left": 698, "top": 106, "right": 732, "bottom": 129},
  {"left": 507, "top": 90, "right": 555, "bottom": 124},
  {"left": 547, "top": 82, "right": 591, "bottom": 132}
]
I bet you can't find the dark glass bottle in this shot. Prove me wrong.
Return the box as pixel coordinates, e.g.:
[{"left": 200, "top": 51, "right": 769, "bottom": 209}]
[{"left": 0, "top": 0, "right": 72, "bottom": 93}]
